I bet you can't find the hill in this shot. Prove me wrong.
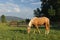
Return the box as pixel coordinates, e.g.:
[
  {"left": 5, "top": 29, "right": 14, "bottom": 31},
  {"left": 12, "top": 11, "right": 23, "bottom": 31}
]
[{"left": 0, "top": 16, "right": 24, "bottom": 21}]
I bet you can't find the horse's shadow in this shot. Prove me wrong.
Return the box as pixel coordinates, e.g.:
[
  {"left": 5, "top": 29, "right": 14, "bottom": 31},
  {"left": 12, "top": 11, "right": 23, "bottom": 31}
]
[{"left": 11, "top": 29, "right": 27, "bottom": 34}]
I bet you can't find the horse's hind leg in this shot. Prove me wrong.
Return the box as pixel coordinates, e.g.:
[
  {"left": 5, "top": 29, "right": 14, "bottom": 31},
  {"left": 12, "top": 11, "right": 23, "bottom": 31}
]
[{"left": 45, "top": 23, "right": 50, "bottom": 35}]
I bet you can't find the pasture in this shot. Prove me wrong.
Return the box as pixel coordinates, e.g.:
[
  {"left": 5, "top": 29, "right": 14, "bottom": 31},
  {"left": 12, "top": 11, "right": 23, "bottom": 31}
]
[{"left": 0, "top": 23, "right": 60, "bottom": 40}]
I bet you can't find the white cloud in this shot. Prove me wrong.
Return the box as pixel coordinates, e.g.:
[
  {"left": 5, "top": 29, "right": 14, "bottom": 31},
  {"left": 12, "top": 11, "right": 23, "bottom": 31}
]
[
  {"left": 21, "top": 0, "right": 24, "bottom": 2},
  {"left": 7, "top": 10, "right": 11, "bottom": 12},
  {"left": 20, "top": 0, "right": 34, "bottom": 3},
  {"left": 21, "top": 7, "right": 33, "bottom": 13},
  {"left": 29, "top": 0, "right": 34, "bottom": 2},
  {"left": 9, "top": 0, "right": 13, "bottom": 2},
  {"left": 19, "top": 7, "right": 33, "bottom": 18},
  {"left": 0, "top": 2, "right": 20, "bottom": 13},
  {"left": 14, "top": 7, "right": 20, "bottom": 12},
  {"left": 20, "top": 0, "right": 34, "bottom": 2},
  {"left": 31, "top": 2, "right": 42, "bottom": 5}
]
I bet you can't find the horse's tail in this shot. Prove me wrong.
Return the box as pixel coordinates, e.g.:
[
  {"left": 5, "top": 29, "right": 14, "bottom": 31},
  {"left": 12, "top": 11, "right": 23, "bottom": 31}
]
[
  {"left": 45, "top": 18, "right": 50, "bottom": 35},
  {"left": 46, "top": 18, "right": 50, "bottom": 29},
  {"left": 48, "top": 18, "right": 50, "bottom": 29}
]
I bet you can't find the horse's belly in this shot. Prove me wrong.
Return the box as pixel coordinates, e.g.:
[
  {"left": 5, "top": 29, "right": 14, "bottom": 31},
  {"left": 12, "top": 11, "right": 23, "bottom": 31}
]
[
  {"left": 33, "top": 22, "right": 44, "bottom": 26},
  {"left": 38, "top": 23, "right": 44, "bottom": 26}
]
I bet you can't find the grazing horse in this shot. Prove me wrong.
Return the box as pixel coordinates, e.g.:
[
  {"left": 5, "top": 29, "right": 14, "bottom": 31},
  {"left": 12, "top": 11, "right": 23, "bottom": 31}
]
[{"left": 27, "top": 17, "right": 50, "bottom": 35}]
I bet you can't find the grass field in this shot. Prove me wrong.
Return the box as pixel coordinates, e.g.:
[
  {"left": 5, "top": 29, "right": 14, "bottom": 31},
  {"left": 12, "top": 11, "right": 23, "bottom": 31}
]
[{"left": 0, "top": 23, "right": 60, "bottom": 40}]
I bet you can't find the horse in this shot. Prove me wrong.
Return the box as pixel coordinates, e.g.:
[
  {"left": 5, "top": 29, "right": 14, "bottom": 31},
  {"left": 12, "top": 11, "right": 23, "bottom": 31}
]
[{"left": 27, "top": 17, "right": 50, "bottom": 35}]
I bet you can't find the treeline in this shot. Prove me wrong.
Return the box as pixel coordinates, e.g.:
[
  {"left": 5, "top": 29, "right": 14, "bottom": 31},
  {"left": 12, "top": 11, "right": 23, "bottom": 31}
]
[
  {"left": 0, "top": 15, "right": 30, "bottom": 24},
  {"left": 33, "top": 0, "right": 60, "bottom": 22}
]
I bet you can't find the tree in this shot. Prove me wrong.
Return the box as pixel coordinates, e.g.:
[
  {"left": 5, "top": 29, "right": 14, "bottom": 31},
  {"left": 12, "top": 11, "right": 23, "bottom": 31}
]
[
  {"left": 47, "top": 0, "right": 60, "bottom": 21},
  {"left": 34, "top": 8, "right": 43, "bottom": 17},
  {"left": 1, "top": 15, "right": 6, "bottom": 23},
  {"left": 25, "top": 19, "right": 30, "bottom": 24},
  {"left": 48, "top": 6, "right": 55, "bottom": 16},
  {"left": 41, "top": 0, "right": 50, "bottom": 17},
  {"left": 34, "top": 10, "right": 38, "bottom": 17},
  {"left": 33, "top": 0, "right": 60, "bottom": 21}
]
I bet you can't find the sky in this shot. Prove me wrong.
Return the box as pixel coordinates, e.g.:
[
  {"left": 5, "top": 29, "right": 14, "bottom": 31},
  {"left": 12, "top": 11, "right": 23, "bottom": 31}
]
[{"left": 0, "top": 0, "right": 42, "bottom": 19}]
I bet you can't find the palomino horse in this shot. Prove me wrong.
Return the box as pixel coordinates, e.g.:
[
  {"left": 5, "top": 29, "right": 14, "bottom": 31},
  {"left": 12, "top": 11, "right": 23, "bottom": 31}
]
[{"left": 27, "top": 17, "right": 50, "bottom": 35}]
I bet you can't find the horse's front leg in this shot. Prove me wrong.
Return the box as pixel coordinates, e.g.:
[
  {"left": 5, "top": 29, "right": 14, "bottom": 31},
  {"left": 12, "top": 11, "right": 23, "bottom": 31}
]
[
  {"left": 37, "top": 27, "right": 40, "bottom": 33},
  {"left": 36, "top": 25, "right": 40, "bottom": 34},
  {"left": 27, "top": 27, "right": 31, "bottom": 34},
  {"left": 33, "top": 26, "right": 40, "bottom": 34}
]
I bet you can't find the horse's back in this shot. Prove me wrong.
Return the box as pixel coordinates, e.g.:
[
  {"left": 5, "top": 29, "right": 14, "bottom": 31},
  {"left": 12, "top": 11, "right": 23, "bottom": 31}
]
[
  {"left": 41, "top": 17, "right": 49, "bottom": 22},
  {"left": 32, "top": 17, "right": 49, "bottom": 23},
  {"left": 29, "top": 17, "right": 50, "bottom": 26},
  {"left": 28, "top": 17, "right": 39, "bottom": 26},
  {"left": 41, "top": 17, "right": 50, "bottom": 26},
  {"left": 30, "top": 17, "right": 39, "bottom": 22}
]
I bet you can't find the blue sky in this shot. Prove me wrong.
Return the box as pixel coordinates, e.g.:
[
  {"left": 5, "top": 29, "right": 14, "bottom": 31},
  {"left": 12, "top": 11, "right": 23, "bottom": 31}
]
[{"left": 0, "top": 0, "right": 42, "bottom": 19}]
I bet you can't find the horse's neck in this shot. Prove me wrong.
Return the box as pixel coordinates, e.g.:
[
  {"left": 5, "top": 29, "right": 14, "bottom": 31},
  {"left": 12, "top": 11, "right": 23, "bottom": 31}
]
[{"left": 28, "top": 21, "right": 32, "bottom": 27}]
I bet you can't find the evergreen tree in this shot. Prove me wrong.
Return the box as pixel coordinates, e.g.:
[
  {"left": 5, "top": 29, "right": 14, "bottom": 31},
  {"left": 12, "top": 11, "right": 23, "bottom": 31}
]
[
  {"left": 41, "top": 0, "right": 50, "bottom": 17},
  {"left": 34, "top": 8, "right": 43, "bottom": 17},
  {"left": 48, "top": 0, "right": 60, "bottom": 21},
  {"left": 1, "top": 15, "right": 6, "bottom": 23},
  {"left": 25, "top": 19, "right": 30, "bottom": 24}
]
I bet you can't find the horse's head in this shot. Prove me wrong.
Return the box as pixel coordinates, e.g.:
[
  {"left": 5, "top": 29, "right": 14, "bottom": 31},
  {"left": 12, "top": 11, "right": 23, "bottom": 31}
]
[
  {"left": 27, "top": 26, "right": 31, "bottom": 34},
  {"left": 27, "top": 20, "right": 32, "bottom": 34}
]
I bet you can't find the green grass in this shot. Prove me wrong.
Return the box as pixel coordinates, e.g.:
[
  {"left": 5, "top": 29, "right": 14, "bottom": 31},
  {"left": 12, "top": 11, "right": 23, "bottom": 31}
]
[{"left": 0, "top": 23, "right": 60, "bottom": 40}]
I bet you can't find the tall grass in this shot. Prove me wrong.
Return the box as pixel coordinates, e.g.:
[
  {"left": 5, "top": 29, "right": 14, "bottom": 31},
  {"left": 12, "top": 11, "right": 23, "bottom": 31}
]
[{"left": 0, "top": 23, "right": 60, "bottom": 40}]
